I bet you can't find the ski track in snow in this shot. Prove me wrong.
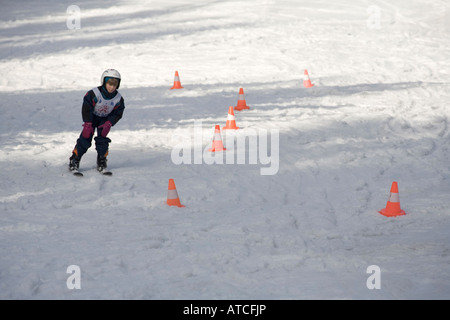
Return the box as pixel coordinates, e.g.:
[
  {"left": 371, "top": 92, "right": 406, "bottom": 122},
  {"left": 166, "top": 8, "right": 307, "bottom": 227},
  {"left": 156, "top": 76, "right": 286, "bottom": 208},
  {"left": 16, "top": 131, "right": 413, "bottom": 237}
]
[{"left": 1, "top": 0, "right": 450, "bottom": 299}]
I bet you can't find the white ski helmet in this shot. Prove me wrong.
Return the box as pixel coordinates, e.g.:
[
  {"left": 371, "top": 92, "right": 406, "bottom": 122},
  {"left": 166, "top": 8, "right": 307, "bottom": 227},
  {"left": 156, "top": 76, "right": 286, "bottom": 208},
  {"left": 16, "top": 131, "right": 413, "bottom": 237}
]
[{"left": 101, "top": 69, "right": 121, "bottom": 89}]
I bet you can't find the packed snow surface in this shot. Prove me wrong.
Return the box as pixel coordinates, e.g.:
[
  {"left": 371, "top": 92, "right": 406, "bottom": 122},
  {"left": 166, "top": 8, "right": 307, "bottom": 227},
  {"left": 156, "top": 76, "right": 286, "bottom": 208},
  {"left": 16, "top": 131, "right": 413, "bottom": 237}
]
[{"left": 1, "top": 0, "right": 450, "bottom": 299}]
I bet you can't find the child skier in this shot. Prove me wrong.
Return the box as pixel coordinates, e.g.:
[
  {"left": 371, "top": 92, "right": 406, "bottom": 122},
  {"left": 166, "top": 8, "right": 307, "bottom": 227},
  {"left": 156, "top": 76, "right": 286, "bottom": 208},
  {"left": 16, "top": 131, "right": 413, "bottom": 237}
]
[{"left": 69, "top": 69, "right": 125, "bottom": 175}]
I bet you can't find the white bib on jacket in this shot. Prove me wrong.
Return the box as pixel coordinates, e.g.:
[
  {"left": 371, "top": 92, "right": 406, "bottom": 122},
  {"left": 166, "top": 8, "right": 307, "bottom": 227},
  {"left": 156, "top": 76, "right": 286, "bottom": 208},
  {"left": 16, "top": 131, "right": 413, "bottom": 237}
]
[{"left": 92, "top": 87, "right": 122, "bottom": 117}]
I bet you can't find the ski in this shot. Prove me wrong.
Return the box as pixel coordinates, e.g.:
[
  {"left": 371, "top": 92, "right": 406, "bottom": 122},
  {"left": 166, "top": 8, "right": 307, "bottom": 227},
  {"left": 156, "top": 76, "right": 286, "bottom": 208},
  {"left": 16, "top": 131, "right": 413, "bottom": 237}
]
[
  {"left": 72, "top": 169, "right": 83, "bottom": 177},
  {"left": 68, "top": 164, "right": 112, "bottom": 176},
  {"left": 71, "top": 170, "right": 112, "bottom": 176},
  {"left": 97, "top": 166, "right": 112, "bottom": 176},
  {"left": 71, "top": 169, "right": 112, "bottom": 176}
]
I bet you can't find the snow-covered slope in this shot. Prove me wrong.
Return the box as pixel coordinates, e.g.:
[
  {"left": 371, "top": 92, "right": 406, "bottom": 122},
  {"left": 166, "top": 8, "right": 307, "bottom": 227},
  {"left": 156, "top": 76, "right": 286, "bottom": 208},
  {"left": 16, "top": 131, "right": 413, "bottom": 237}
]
[{"left": 1, "top": 0, "right": 450, "bottom": 299}]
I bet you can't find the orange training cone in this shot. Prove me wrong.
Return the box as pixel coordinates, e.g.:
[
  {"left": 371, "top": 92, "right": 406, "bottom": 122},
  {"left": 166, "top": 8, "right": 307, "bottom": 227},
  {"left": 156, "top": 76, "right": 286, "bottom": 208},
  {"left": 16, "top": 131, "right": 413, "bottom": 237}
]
[
  {"left": 303, "top": 69, "right": 314, "bottom": 88},
  {"left": 379, "top": 181, "right": 406, "bottom": 217},
  {"left": 209, "top": 125, "right": 227, "bottom": 152},
  {"left": 170, "top": 71, "right": 184, "bottom": 89},
  {"left": 234, "top": 88, "right": 250, "bottom": 111},
  {"left": 167, "top": 179, "right": 185, "bottom": 207},
  {"left": 222, "top": 106, "right": 240, "bottom": 130}
]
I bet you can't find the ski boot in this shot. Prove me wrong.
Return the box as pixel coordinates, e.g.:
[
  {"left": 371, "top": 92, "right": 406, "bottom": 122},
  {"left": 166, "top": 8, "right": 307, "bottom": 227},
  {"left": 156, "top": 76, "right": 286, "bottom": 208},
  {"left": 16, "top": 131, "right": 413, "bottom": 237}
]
[
  {"left": 97, "top": 154, "right": 110, "bottom": 174},
  {"left": 69, "top": 153, "right": 80, "bottom": 172}
]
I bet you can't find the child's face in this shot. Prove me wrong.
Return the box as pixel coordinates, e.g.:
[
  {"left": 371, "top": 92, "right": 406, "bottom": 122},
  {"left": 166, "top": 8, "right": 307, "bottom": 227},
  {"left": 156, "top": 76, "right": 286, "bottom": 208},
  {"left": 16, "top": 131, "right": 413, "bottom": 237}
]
[
  {"left": 105, "top": 78, "right": 119, "bottom": 93},
  {"left": 105, "top": 82, "right": 117, "bottom": 93}
]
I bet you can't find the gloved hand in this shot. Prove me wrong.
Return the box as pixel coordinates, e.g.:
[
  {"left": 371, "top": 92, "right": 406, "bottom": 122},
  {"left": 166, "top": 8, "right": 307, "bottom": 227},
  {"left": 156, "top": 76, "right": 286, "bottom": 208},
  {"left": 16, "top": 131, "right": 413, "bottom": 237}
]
[
  {"left": 98, "top": 121, "right": 112, "bottom": 138},
  {"left": 82, "top": 122, "right": 94, "bottom": 138}
]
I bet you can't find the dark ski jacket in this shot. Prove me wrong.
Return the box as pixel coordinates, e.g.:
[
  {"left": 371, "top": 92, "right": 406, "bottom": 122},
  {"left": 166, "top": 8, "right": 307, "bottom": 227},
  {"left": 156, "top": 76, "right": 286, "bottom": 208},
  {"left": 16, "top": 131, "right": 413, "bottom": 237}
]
[{"left": 81, "top": 85, "right": 125, "bottom": 126}]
